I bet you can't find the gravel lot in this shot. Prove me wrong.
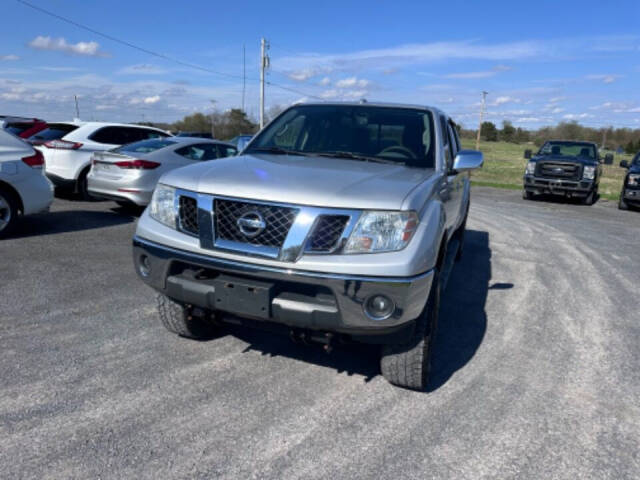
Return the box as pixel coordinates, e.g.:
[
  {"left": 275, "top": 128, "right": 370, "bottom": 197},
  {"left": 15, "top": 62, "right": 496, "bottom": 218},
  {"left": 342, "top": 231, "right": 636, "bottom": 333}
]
[{"left": 1, "top": 188, "right": 639, "bottom": 479}]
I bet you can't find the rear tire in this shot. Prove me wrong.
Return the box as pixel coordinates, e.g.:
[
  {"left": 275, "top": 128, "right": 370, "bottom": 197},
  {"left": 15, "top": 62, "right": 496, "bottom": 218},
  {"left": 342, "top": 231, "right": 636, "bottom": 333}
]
[
  {"left": 157, "top": 294, "right": 218, "bottom": 339},
  {"left": 0, "top": 189, "right": 19, "bottom": 239},
  {"left": 77, "top": 170, "right": 94, "bottom": 201},
  {"left": 380, "top": 270, "right": 440, "bottom": 391}
]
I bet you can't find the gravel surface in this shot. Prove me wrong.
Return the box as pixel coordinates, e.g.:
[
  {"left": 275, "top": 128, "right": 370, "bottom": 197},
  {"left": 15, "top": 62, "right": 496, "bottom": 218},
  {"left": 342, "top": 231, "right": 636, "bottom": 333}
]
[{"left": 1, "top": 189, "right": 638, "bottom": 479}]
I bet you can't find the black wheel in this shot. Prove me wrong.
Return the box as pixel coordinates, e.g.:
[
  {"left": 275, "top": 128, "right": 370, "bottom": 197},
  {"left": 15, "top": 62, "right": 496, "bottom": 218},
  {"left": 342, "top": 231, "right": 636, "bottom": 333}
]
[
  {"left": 76, "top": 170, "right": 94, "bottom": 201},
  {"left": 0, "top": 188, "right": 19, "bottom": 239},
  {"left": 523, "top": 190, "right": 534, "bottom": 200},
  {"left": 582, "top": 189, "right": 595, "bottom": 206},
  {"left": 380, "top": 270, "right": 440, "bottom": 391},
  {"left": 618, "top": 195, "right": 629, "bottom": 210},
  {"left": 157, "top": 294, "right": 218, "bottom": 339}
]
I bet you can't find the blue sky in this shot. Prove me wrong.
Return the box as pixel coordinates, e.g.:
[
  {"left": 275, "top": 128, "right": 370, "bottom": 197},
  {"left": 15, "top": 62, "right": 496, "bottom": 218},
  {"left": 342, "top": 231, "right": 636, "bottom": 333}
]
[{"left": 1, "top": 0, "right": 639, "bottom": 129}]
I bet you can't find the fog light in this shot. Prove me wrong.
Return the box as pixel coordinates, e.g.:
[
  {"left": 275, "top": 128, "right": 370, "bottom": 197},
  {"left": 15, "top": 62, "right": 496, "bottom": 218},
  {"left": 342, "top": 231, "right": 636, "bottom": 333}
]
[
  {"left": 364, "top": 294, "right": 395, "bottom": 320},
  {"left": 139, "top": 254, "right": 151, "bottom": 277}
]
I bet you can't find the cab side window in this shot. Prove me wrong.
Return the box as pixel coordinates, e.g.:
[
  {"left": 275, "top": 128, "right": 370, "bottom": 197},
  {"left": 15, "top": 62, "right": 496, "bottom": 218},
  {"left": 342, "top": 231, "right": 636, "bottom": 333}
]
[
  {"left": 447, "top": 123, "right": 459, "bottom": 160},
  {"left": 440, "top": 115, "right": 452, "bottom": 171},
  {"left": 218, "top": 145, "right": 237, "bottom": 157}
]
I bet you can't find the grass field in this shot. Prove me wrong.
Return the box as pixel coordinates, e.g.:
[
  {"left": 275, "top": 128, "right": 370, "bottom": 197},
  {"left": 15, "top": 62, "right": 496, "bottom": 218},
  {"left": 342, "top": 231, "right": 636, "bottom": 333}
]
[{"left": 462, "top": 138, "right": 632, "bottom": 201}]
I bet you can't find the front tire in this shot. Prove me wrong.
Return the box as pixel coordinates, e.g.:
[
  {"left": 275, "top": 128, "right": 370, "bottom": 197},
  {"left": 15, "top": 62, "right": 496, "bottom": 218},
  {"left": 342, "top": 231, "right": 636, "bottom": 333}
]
[
  {"left": 618, "top": 195, "right": 629, "bottom": 210},
  {"left": 157, "top": 294, "right": 217, "bottom": 339},
  {"left": 523, "top": 190, "right": 534, "bottom": 200},
  {"left": 380, "top": 270, "right": 440, "bottom": 391},
  {"left": 0, "top": 189, "right": 19, "bottom": 239},
  {"left": 582, "top": 189, "right": 596, "bottom": 206}
]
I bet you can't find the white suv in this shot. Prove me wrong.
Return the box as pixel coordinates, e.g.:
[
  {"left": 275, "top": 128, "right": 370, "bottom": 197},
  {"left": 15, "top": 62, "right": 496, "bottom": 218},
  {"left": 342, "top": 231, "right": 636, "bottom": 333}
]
[
  {"left": 0, "top": 129, "right": 53, "bottom": 238},
  {"left": 38, "top": 122, "right": 170, "bottom": 199}
]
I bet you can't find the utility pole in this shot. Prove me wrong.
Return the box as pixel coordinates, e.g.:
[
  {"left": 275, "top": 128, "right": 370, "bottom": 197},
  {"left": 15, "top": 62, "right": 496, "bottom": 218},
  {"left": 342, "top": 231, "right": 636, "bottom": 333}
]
[
  {"left": 602, "top": 126, "right": 608, "bottom": 150},
  {"left": 260, "top": 37, "right": 270, "bottom": 129},
  {"left": 74, "top": 95, "right": 80, "bottom": 120},
  {"left": 210, "top": 99, "right": 217, "bottom": 138},
  {"left": 475, "top": 91, "right": 488, "bottom": 150},
  {"left": 242, "top": 43, "right": 246, "bottom": 113}
]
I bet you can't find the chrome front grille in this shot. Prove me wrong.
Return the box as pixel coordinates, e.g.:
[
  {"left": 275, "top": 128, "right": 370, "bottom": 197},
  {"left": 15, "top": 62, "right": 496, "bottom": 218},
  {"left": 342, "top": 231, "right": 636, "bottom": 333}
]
[
  {"left": 214, "top": 199, "right": 298, "bottom": 248},
  {"left": 536, "top": 161, "right": 581, "bottom": 180},
  {"left": 308, "top": 215, "right": 350, "bottom": 252},
  {"left": 178, "top": 195, "right": 199, "bottom": 235}
]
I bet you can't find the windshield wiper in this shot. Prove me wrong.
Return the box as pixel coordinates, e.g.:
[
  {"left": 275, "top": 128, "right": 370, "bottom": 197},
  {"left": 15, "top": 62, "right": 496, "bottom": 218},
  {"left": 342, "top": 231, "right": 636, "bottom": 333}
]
[
  {"left": 312, "top": 151, "right": 404, "bottom": 165},
  {"left": 247, "top": 146, "right": 312, "bottom": 156}
]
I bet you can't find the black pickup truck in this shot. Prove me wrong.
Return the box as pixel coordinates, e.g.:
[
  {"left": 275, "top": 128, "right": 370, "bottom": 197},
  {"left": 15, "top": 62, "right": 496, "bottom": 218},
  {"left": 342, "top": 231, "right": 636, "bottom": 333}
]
[
  {"left": 522, "top": 140, "right": 612, "bottom": 205},
  {"left": 619, "top": 153, "right": 640, "bottom": 210}
]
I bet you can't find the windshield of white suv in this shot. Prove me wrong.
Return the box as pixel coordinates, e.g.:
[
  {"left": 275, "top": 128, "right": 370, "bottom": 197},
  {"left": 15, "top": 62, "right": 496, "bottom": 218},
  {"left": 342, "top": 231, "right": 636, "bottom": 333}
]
[
  {"left": 246, "top": 105, "right": 436, "bottom": 168},
  {"left": 539, "top": 141, "right": 596, "bottom": 159}
]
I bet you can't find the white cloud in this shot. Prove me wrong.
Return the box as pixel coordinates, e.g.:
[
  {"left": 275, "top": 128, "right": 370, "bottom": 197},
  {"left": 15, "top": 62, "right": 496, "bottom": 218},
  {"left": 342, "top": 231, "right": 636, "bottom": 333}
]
[
  {"left": 335, "top": 77, "right": 370, "bottom": 88},
  {"left": 118, "top": 64, "right": 168, "bottom": 75},
  {"left": 1, "top": 54, "right": 19, "bottom": 61},
  {"left": 585, "top": 74, "right": 621, "bottom": 84},
  {"left": 562, "top": 113, "right": 594, "bottom": 120},
  {"left": 28, "top": 36, "right": 107, "bottom": 57},
  {"left": 551, "top": 107, "right": 565, "bottom": 114},
  {"left": 144, "top": 95, "right": 161, "bottom": 104},
  {"left": 288, "top": 69, "right": 318, "bottom": 81},
  {"left": 445, "top": 71, "right": 497, "bottom": 79},
  {"left": 492, "top": 96, "right": 521, "bottom": 106},
  {"left": 319, "top": 77, "right": 331, "bottom": 86}
]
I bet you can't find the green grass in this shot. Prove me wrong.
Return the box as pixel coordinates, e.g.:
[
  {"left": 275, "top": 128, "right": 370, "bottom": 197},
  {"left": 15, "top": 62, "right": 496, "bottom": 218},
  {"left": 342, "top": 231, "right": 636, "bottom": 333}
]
[{"left": 462, "top": 139, "right": 631, "bottom": 200}]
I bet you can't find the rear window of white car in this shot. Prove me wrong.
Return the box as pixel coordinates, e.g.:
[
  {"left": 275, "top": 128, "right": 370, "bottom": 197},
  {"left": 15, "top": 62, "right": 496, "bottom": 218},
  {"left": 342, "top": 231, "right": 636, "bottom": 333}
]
[
  {"left": 114, "top": 139, "right": 176, "bottom": 154},
  {"left": 28, "top": 123, "right": 78, "bottom": 142}
]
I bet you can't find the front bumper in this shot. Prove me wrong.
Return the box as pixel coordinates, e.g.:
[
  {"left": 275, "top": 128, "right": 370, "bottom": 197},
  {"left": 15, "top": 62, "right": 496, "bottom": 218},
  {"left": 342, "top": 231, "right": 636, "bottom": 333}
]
[
  {"left": 623, "top": 187, "right": 640, "bottom": 203},
  {"left": 524, "top": 175, "right": 594, "bottom": 196},
  {"left": 133, "top": 236, "right": 434, "bottom": 343}
]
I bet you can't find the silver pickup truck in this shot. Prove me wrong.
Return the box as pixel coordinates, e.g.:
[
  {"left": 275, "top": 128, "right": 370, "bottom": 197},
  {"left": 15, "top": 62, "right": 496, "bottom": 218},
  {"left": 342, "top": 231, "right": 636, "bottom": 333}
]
[{"left": 132, "top": 102, "right": 483, "bottom": 390}]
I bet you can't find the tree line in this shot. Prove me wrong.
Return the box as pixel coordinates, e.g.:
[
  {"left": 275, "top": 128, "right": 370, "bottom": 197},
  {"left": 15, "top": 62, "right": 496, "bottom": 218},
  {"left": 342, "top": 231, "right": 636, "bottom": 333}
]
[{"left": 460, "top": 120, "right": 640, "bottom": 153}]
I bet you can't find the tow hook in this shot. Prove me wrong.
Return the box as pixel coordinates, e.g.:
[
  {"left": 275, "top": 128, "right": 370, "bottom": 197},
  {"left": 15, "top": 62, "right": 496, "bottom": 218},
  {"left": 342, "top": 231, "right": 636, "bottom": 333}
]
[{"left": 289, "top": 330, "right": 334, "bottom": 353}]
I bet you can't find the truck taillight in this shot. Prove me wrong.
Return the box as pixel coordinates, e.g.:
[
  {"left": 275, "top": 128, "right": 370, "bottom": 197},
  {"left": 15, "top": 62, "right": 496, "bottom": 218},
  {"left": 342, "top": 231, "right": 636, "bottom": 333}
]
[
  {"left": 114, "top": 159, "right": 161, "bottom": 170},
  {"left": 44, "top": 140, "right": 83, "bottom": 150},
  {"left": 22, "top": 150, "right": 45, "bottom": 168}
]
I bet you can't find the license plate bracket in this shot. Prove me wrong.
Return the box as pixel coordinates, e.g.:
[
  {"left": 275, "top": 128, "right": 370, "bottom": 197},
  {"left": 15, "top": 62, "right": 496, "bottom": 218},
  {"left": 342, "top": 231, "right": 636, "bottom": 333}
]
[{"left": 213, "top": 275, "right": 273, "bottom": 319}]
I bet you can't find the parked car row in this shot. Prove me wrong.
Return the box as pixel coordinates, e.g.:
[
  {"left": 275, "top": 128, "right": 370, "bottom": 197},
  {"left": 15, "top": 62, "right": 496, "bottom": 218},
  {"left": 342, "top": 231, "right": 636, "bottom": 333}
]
[
  {"left": 0, "top": 117, "right": 245, "bottom": 236},
  {"left": 522, "top": 140, "right": 639, "bottom": 210}
]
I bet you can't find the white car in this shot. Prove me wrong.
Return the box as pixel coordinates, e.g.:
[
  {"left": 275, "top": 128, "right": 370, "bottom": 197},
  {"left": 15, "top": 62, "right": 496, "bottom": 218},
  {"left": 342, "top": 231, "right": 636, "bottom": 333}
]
[
  {"left": 0, "top": 129, "right": 53, "bottom": 238},
  {"left": 87, "top": 137, "right": 237, "bottom": 206},
  {"left": 37, "top": 122, "right": 170, "bottom": 199}
]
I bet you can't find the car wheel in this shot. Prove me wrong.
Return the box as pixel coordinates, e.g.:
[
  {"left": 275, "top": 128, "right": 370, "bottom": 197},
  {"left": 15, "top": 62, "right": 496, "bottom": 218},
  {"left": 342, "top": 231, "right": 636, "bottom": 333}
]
[
  {"left": 0, "top": 189, "right": 19, "bottom": 239},
  {"left": 380, "top": 270, "right": 440, "bottom": 391},
  {"left": 523, "top": 190, "right": 534, "bottom": 200},
  {"left": 583, "top": 189, "right": 595, "bottom": 206},
  {"left": 77, "top": 170, "right": 94, "bottom": 201},
  {"left": 157, "top": 294, "right": 218, "bottom": 339},
  {"left": 618, "top": 195, "right": 629, "bottom": 210}
]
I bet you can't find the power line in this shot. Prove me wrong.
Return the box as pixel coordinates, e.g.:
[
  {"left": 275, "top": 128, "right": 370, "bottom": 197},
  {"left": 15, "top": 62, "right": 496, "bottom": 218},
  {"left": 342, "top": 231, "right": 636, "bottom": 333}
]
[{"left": 16, "top": 0, "right": 322, "bottom": 100}]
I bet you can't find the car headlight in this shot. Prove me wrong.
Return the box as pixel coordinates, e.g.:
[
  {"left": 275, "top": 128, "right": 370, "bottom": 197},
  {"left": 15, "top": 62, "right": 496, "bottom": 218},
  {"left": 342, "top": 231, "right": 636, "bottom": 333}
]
[
  {"left": 525, "top": 161, "right": 536, "bottom": 175},
  {"left": 344, "top": 211, "right": 418, "bottom": 254},
  {"left": 583, "top": 166, "right": 596, "bottom": 180},
  {"left": 149, "top": 184, "right": 177, "bottom": 228},
  {"left": 628, "top": 174, "right": 640, "bottom": 186}
]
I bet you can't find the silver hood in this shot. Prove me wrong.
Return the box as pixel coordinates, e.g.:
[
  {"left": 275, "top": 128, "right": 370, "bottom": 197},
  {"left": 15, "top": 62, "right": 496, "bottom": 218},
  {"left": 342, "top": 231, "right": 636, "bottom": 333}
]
[{"left": 160, "top": 153, "right": 436, "bottom": 210}]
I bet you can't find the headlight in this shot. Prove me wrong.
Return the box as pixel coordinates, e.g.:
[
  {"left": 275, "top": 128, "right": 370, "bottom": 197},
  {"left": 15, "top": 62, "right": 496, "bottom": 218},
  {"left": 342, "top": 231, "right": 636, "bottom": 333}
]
[
  {"left": 628, "top": 174, "right": 640, "bottom": 186},
  {"left": 525, "top": 161, "right": 536, "bottom": 175},
  {"left": 344, "top": 211, "right": 418, "bottom": 254},
  {"left": 583, "top": 166, "right": 596, "bottom": 180},
  {"left": 149, "top": 184, "right": 177, "bottom": 228}
]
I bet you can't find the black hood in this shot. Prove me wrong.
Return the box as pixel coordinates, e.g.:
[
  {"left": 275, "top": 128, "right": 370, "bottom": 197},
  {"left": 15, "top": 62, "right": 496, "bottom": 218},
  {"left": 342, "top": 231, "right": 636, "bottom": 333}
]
[{"left": 628, "top": 163, "right": 640, "bottom": 175}]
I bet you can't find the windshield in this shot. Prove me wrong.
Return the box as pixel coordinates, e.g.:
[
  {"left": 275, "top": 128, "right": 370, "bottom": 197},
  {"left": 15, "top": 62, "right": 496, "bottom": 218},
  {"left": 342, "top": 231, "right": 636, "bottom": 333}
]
[
  {"left": 539, "top": 141, "right": 596, "bottom": 159},
  {"left": 113, "top": 138, "right": 176, "bottom": 154},
  {"left": 246, "top": 105, "right": 436, "bottom": 168},
  {"left": 633, "top": 152, "right": 640, "bottom": 166}
]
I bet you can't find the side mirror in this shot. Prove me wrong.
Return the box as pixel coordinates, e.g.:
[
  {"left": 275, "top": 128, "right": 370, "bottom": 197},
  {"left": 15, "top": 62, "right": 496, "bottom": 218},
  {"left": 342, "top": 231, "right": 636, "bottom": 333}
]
[
  {"left": 604, "top": 154, "right": 614, "bottom": 165},
  {"left": 620, "top": 160, "right": 629, "bottom": 169},
  {"left": 524, "top": 149, "right": 532, "bottom": 159},
  {"left": 453, "top": 150, "right": 483, "bottom": 172}
]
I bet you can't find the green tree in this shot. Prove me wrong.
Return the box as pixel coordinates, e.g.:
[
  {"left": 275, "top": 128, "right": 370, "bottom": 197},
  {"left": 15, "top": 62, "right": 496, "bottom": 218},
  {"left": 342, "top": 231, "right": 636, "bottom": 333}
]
[
  {"left": 500, "top": 120, "right": 516, "bottom": 143},
  {"left": 481, "top": 121, "right": 498, "bottom": 141},
  {"left": 625, "top": 140, "right": 636, "bottom": 154}
]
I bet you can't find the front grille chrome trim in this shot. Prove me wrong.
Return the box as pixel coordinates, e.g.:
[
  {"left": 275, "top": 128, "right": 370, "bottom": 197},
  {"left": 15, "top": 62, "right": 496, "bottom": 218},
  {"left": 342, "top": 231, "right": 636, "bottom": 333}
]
[{"left": 175, "top": 190, "right": 362, "bottom": 262}]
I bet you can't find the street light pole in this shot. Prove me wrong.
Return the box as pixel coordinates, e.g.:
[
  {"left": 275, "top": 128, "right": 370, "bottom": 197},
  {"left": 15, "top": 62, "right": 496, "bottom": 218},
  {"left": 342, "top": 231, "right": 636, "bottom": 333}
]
[{"left": 260, "top": 37, "right": 270, "bottom": 129}]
